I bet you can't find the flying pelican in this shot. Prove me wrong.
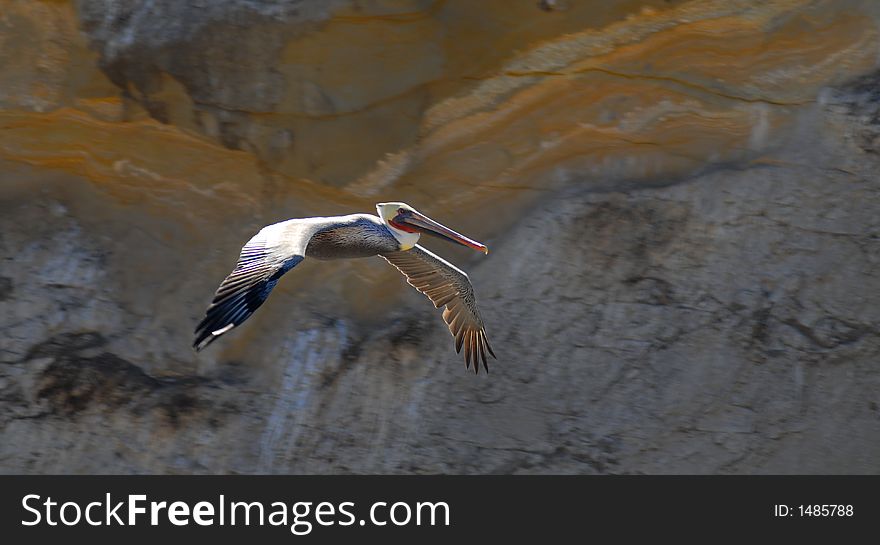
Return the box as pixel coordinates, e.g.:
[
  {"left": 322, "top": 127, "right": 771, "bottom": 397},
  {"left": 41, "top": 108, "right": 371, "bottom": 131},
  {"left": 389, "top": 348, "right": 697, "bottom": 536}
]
[{"left": 193, "top": 202, "right": 496, "bottom": 373}]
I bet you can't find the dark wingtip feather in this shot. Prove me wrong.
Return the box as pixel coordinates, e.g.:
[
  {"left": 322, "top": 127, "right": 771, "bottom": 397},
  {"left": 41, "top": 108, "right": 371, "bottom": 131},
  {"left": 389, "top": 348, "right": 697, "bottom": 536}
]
[
  {"left": 193, "top": 322, "right": 213, "bottom": 352},
  {"left": 471, "top": 331, "right": 479, "bottom": 375},
  {"left": 484, "top": 333, "right": 497, "bottom": 359},
  {"left": 479, "top": 334, "right": 489, "bottom": 373},
  {"left": 193, "top": 332, "right": 219, "bottom": 352},
  {"left": 192, "top": 297, "right": 246, "bottom": 352},
  {"left": 193, "top": 244, "right": 302, "bottom": 352}
]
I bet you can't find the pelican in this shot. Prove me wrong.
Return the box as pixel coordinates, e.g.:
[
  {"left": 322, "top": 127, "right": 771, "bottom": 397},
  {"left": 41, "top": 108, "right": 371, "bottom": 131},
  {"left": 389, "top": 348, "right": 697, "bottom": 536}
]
[{"left": 193, "top": 202, "right": 496, "bottom": 373}]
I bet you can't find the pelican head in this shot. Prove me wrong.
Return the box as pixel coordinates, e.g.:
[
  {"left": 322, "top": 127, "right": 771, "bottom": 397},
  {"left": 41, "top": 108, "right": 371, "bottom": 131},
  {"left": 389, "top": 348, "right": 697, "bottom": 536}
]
[{"left": 377, "top": 202, "right": 489, "bottom": 254}]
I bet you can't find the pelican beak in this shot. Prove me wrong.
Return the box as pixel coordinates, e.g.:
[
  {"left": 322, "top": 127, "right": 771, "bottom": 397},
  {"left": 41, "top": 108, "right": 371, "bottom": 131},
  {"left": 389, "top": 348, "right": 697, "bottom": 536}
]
[{"left": 394, "top": 210, "right": 489, "bottom": 254}]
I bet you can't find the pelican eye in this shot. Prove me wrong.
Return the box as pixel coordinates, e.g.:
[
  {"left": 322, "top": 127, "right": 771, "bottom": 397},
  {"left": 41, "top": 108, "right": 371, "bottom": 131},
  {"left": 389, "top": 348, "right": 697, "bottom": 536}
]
[{"left": 397, "top": 208, "right": 407, "bottom": 215}]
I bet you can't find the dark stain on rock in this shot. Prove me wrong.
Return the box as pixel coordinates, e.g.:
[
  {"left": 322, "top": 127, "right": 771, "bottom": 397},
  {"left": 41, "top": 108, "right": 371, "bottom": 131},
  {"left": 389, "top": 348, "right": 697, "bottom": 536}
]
[
  {"left": 782, "top": 316, "right": 868, "bottom": 350},
  {"left": 26, "top": 331, "right": 209, "bottom": 424},
  {"left": 0, "top": 276, "right": 12, "bottom": 301},
  {"left": 388, "top": 316, "right": 431, "bottom": 348},
  {"left": 624, "top": 275, "right": 675, "bottom": 306},
  {"left": 214, "top": 360, "right": 250, "bottom": 386},
  {"left": 161, "top": 391, "right": 199, "bottom": 428},
  {"left": 318, "top": 338, "right": 363, "bottom": 390},
  {"left": 25, "top": 331, "right": 107, "bottom": 361},
  {"left": 834, "top": 70, "right": 880, "bottom": 153},
  {"left": 567, "top": 201, "right": 691, "bottom": 268},
  {"left": 750, "top": 305, "right": 773, "bottom": 346},
  {"left": 37, "top": 353, "right": 160, "bottom": 415}
]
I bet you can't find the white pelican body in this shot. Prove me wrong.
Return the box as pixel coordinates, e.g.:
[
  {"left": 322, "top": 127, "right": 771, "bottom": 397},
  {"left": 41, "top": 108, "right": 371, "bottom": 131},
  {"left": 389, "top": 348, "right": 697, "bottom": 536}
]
[{"left": 194, "top": 203, "right": 495, "bottom": 373}]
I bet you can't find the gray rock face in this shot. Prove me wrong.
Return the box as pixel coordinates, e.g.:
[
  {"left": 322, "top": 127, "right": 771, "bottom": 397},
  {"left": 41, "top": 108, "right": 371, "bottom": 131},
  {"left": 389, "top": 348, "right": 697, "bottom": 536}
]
[
  {"left": 1, "top": 0, "right": 879, "bottom": 474},
  {"left": 73, "top": 0, "right": 349, "bottom": 159}
]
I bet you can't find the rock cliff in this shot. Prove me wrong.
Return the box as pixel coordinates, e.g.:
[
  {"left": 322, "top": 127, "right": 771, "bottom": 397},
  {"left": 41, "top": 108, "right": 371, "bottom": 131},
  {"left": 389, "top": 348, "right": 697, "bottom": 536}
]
[{"left": 1, "top": 0, "right": 879, "bottom": 473}]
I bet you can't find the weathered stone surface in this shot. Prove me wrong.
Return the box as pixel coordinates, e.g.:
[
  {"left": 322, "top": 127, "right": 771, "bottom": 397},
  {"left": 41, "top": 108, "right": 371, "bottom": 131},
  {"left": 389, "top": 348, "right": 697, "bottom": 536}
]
[{"left": 1, "top": 0, "right": 879, "bottom": 473}]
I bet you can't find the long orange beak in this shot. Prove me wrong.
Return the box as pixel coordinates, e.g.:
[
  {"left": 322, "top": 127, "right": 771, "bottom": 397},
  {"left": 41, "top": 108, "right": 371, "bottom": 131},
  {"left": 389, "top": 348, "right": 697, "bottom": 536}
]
[{"left": 393, "top": 210, "right": 489, "bottom": 254}]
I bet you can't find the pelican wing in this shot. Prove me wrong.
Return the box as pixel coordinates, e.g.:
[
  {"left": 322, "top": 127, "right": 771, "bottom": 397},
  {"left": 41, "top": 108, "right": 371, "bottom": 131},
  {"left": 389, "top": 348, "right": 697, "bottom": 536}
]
[
  {"left": 381, "top": 245, "right": 495, "bottom": 373},
  {"left": 193, "top": 219, "right": 315, "bottom": 351}
]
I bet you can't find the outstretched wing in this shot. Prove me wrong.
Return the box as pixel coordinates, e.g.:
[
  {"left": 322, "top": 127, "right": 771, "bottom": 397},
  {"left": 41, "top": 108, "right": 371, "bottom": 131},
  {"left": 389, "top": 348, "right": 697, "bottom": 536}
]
[
  {"left": 380, "top": 245, "right": 495, "bottom": 373},
  {"left": 193, "top": 219, "right": 314, "bottom": 351}
]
